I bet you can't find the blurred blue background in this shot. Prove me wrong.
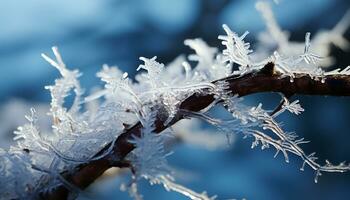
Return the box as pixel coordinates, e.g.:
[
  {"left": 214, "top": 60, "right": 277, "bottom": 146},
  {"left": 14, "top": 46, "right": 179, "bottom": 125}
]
[{"left": 0, "top": 0, "right": 350, "bottom": 199}]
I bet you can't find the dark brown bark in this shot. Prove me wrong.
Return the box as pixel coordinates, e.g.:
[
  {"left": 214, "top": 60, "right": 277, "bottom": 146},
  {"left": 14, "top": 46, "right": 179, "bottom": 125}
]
[{"left": 43, "top": 63, "right": 350, "bottom": 199}]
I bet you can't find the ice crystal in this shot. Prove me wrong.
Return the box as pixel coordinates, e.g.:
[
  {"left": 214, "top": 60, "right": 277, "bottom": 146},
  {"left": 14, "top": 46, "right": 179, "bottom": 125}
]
[{"left": 219, "top": 24, "right": 253, "bottom": 75}]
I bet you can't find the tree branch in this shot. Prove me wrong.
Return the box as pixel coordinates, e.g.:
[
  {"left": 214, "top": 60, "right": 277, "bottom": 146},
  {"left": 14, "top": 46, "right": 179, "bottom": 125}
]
[{"left": 43, "top": 63, "right": 350, "bottom": 200}]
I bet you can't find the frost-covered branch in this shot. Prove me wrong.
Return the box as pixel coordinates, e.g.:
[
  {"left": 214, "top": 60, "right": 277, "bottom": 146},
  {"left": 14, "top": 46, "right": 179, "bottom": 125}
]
[
  {"left": 1, "top": 2, "right": 350, "bottom": 200},
  {"left": 44, "top": 63, "right": 350, "bottom": 200}
]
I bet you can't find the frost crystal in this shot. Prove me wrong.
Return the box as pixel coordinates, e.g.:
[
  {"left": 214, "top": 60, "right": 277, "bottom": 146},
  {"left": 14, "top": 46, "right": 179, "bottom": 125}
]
[
  {"left": 137, "top": 56, "right": 166, "bottom": 88},
  {"left": 219, "top": 24, "right": 253, "bottom": 74},
  {"left": 128, "top": 110, "right": 173, "bottom": 182}
]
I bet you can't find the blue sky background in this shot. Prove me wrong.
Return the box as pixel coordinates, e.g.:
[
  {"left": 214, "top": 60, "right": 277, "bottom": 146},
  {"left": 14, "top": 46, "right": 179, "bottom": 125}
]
[{"left": 0, "top": 0, "right": 350, "bottom": 199}]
